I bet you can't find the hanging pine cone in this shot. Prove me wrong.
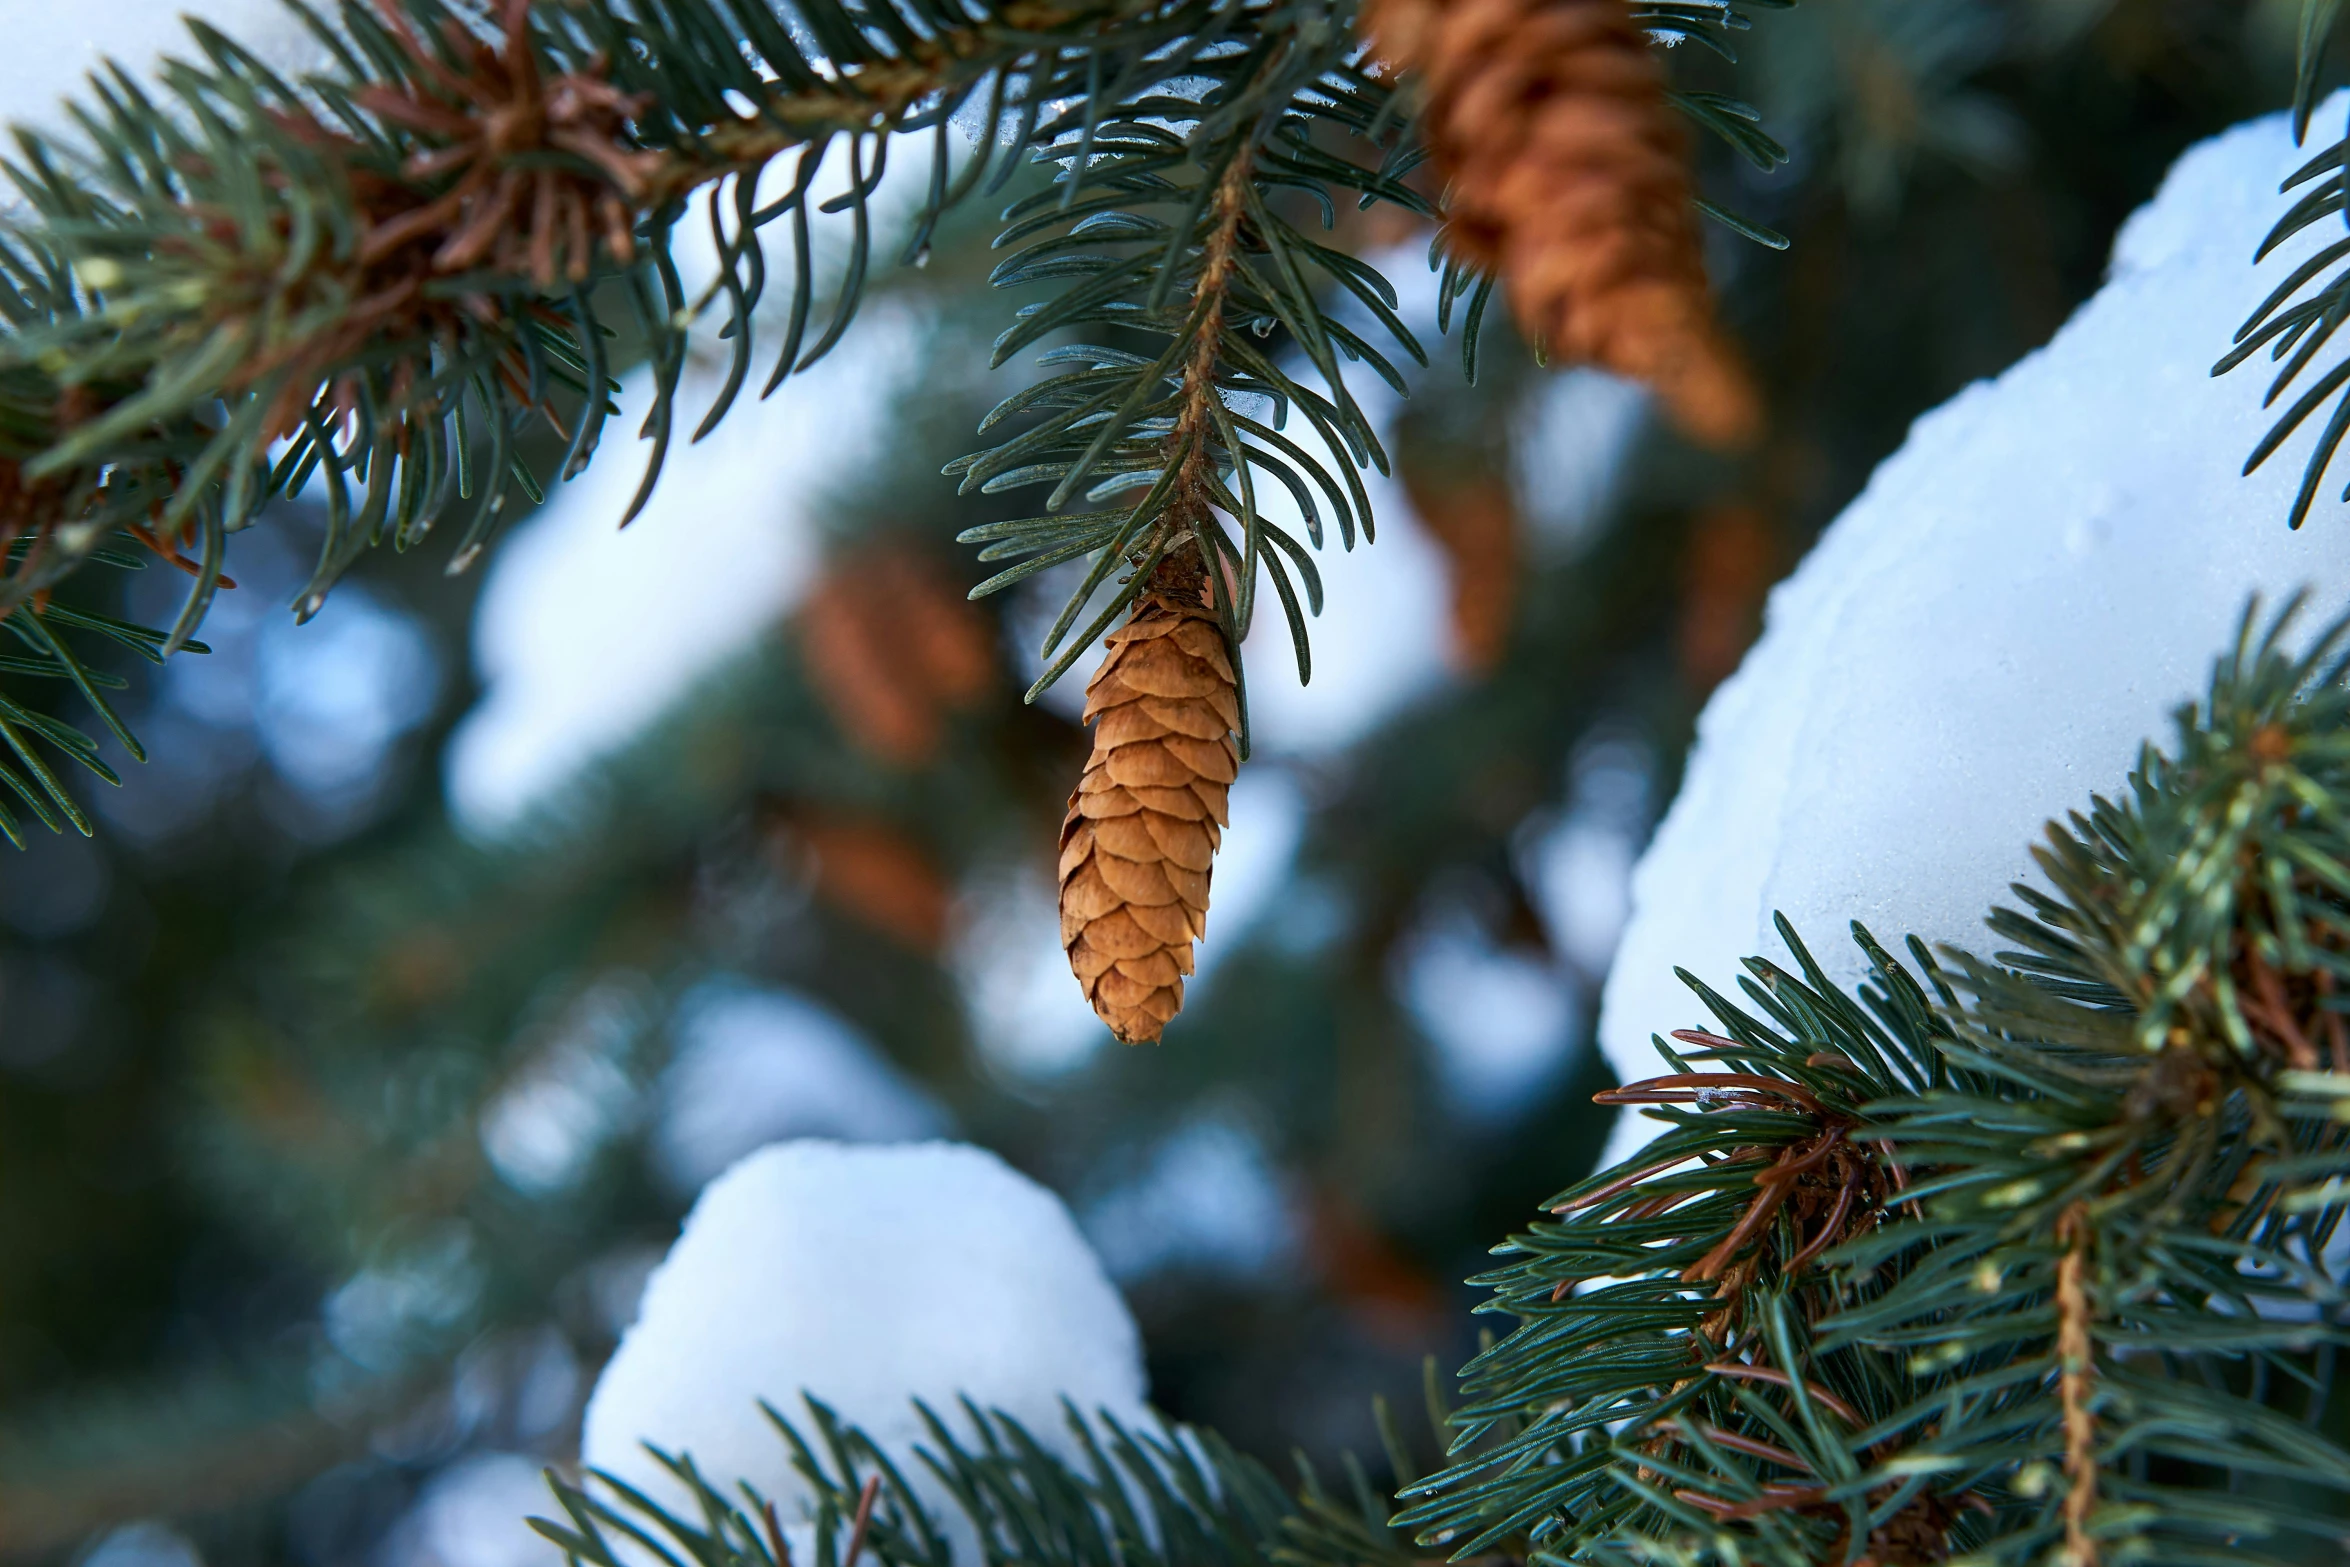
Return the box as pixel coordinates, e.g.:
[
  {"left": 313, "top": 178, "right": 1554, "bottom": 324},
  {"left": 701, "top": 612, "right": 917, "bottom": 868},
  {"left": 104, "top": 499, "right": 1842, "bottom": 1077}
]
[
  {"left": 1361, "top": 0, "right": 1760, "bottom": 446},
  {"left": 1058, "top": 589, "right": 1239, "bottom": 1043}
]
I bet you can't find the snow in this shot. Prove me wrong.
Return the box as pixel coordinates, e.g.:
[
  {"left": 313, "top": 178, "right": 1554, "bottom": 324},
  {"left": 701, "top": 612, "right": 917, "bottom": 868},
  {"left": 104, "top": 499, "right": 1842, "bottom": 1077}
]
[
  {"left": 478, "top": 981, "right": 648, "bottom": 1197},
  {"left": 445, "top": 139, "right": 944, "bottom": 836},
  {"left": 444, "top": 306, "right": 925, "bottom": 835},
  {"left": 1515, "top": 371, "right": 1652, "bottom": 555},
  {"left": 1598, "top": 95, "right": 2350, "bottom": 1162},
  {"left": 76, "top": 1523, "right": 204, "bottom": 1567},
  {"left": 0, "top": 4, "right": 327, "bottom": 145},
  {"left": 651, "top": 980, "right": 948, "bottom": 1196},
  {"left": 252, "top": 582, "right": 440, "bottom": 807},
  {"left": 1236, "top": 452, "right": 1455, "bottom": 753},
  {"left": 580, "top": 1141, "right": 1147, "bottom": 1543}
]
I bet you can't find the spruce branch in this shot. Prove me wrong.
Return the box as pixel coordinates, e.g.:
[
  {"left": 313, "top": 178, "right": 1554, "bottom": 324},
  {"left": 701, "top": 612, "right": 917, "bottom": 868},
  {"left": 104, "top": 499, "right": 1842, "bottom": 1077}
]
[
  {"left": 2222, "top": 0, "right": 2350, "bottom": 528},
  {"left": 0, "top": 0, "right": 1230, "bottom": 838},
  {"left": 950, "top": 0, "right": 1432, "bottom": 705},
  {"left": 1402, "top": 600, "right": 2350, "bottom": 1567},
  {"left": 533, "top": 1398, "right": 1416, "bottom": 1567},
  {"left": 0, "top": 0, "right": 1784, "bottom": 841}
]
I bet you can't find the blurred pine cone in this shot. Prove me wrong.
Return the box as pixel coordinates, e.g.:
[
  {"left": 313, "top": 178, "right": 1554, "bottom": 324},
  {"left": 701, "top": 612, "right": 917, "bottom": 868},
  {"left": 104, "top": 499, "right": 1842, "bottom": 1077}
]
[
  {"left": 1399, "top": 469, "right": 1520, "bottom": 674},
  {"left": 788, "top": 813, "right": 954, "bottom": 952},
  {"left": 801, "top": 548, "right": 994, "bottom": 766},
  {"left": 1362, "top": 0, "right": 1760, "bottom": 446},
  {"left": 1058, "top": 591, "right": 1239, "bottom": 1043},
  {"left": 1678, "top": 499, "right": 1777, "bottom": 692}
]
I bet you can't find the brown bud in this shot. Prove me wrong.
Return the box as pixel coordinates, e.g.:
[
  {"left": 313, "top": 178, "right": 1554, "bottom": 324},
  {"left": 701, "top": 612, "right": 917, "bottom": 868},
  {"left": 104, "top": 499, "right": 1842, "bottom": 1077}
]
[{"left": 1058, "top": 591, "right": 1238, "bottom": 1042}]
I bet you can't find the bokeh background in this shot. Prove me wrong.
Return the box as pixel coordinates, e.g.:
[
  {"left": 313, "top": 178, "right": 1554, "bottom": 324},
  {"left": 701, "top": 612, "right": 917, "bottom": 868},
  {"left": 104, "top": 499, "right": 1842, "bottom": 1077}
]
[{"left": 0, "top": 3, "right": 2327, "bottom": 1565}]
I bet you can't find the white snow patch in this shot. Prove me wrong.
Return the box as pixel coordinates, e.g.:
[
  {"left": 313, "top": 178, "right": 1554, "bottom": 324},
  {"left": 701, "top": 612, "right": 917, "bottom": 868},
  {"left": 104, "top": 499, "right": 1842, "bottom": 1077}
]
[
  {"left": 1598, "top": 95, "right": 2350, "bottom": 1162},
  {"left": 0, "top": 4, "right": 328, "bottom": 145},
  {"left": 443, "top": 307, "right": 924, "bottom": 833},
  {"left": 652, "top": 981, "right": 947, "bottom": 1196},
  {"left": 77, "top": 1523, "right": 203, "bottom": 1567},
  {"left": 1239, "top": 461, "right": 1455, "bottom": 754},
  {"left": 479, "top": 982, "right": 648, "bottom": 1197},
  {"left": 953, "top": 865, "right": 1112, "bottom": 1080},
  {"left": 445, "top": 140, "right": 945, "bottom": 836},
  {"left": 1190, "top": 764, "right": 1306, "bottom": 981},
  {"left": 581, "top": 1142, "right": 1146, "bottom": 1546},
  {"left": 1515, "top": 371, "right": 1652, "bottom": 554}
]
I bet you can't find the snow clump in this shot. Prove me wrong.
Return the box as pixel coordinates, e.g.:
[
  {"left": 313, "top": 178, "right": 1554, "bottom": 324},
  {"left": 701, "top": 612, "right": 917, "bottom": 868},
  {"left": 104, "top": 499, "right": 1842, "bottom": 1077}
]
[
  {"left": 1598, "top": 95, "right": 2350, "bottom": 1161},
  {"left": 581, "top": 1141, "right": 1147, "bottom": 1538}
]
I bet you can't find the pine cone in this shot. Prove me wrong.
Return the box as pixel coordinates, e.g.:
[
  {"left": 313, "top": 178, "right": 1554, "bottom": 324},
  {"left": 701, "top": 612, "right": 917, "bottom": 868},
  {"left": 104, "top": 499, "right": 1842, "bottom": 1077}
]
[
  {"left": 1400, "top": 468, "right": 1520, "bottom": 674},
  {"left": 787, "top": 813, "right": 954, "bottom": 952},
  {"left": 1678, "top": 500, "right": 1776, "bottom": 692},
  {"left": 802, "top": 548, "right": 995, "bottom": 767},
  {"left": 1058, "top": 592, "right": 1239, "bottom": 1043},
  {"left": 1361, "top": 0, "right": 1760, "bottom": 446}
]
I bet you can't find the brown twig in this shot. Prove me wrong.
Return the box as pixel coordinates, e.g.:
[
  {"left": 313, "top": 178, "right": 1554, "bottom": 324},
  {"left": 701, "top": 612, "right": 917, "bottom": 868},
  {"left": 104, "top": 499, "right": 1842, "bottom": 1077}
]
[
  {"left": 1554, "top": 1150, "right": 1701, "bottom": 1213},
  {"left": 2056, "top": 1203, "right": 2099, "bottom": 1567},
  {"left": 842, "top": 1475, "right": 882, "bottom": 1567},
  {"left": 1701, "top": 1361, "right": 1863, "bottom": 1428},
  {"left": 1155, "top": 144, "right": 1256, "bottom": 590}
]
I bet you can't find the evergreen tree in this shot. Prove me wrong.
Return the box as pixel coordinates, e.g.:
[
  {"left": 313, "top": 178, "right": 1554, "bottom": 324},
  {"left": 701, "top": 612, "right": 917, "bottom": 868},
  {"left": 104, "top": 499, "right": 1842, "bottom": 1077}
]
[{"left": 2, "top": 6, "right": 2347, "bottom": 1567}]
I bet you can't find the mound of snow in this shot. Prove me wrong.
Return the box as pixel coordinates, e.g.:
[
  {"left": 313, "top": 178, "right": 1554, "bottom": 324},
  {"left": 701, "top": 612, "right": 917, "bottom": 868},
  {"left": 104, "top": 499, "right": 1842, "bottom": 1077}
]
[
  {"left": 580, "top": 1142, "right": 1145, "bottom": 1539},
  {"left": 1598, "top": 96, "right": 2350, "bottom": 1160}
]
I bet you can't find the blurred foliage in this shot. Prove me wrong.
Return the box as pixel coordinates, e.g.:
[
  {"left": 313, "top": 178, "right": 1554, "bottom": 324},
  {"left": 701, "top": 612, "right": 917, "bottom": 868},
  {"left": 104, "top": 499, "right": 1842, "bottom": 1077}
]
[{"left": 0, "top": 3, "right": 2330, "bottom": 1565}]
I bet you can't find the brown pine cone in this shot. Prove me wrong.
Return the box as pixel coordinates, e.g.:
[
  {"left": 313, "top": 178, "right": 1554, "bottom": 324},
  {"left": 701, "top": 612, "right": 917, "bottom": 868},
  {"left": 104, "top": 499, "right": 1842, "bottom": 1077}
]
[
  {"left": 1058, "top": 591, "right": 1240, "bottom": 1043},
  {"left": 801, "top": 548, "right": 995, "bottom": 767},
  {"left": 1399, "top": 467, "right": 1521, "bottom": 674},
  {"left": 1678, "top": 500, "right": 1777, "bottom": 693},
  {"left": 1360, "top": 0, "right": 1760, "bottom": 447},
  {"left": 785, "top": 813, "right": 954, "bottom": 952}
]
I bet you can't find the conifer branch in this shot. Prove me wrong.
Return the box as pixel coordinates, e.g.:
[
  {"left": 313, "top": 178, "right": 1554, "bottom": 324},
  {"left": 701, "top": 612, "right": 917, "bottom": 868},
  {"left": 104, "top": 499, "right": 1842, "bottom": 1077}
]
[
  {"left": 1402, "top": 599, "right": 2350, "bottom": 1567},
  {"left": 533, "top": 1398, "right": 1416, "bottom": 1567},
  {"left": 2223, "top": 0, "right": 2350, "bottom": 528},
  {"left": 0, "top": 0, "right": 1326, "bottom": 836},
  {"left": 950, "top": 0, "right": 1432, "bottom": 703},
  {"left": 0, "top": 0, "right": 1787, "bottom": 842}
]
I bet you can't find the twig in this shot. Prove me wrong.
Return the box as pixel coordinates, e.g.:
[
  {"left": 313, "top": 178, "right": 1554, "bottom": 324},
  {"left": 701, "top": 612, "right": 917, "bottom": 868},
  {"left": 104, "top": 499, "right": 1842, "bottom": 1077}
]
[
  {"left": 1701, "top": 1361, "right": 1862, "bottom": 1427},
  {"left": 842, "top": 1474, "right": 882, "bottom": 1567},
  {"left": 1148, "top": 144, "right": 1256, "bottom": 603},
  {"left": 2057, "top": 1203, "right": 2099, "bottom": 1567}
]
